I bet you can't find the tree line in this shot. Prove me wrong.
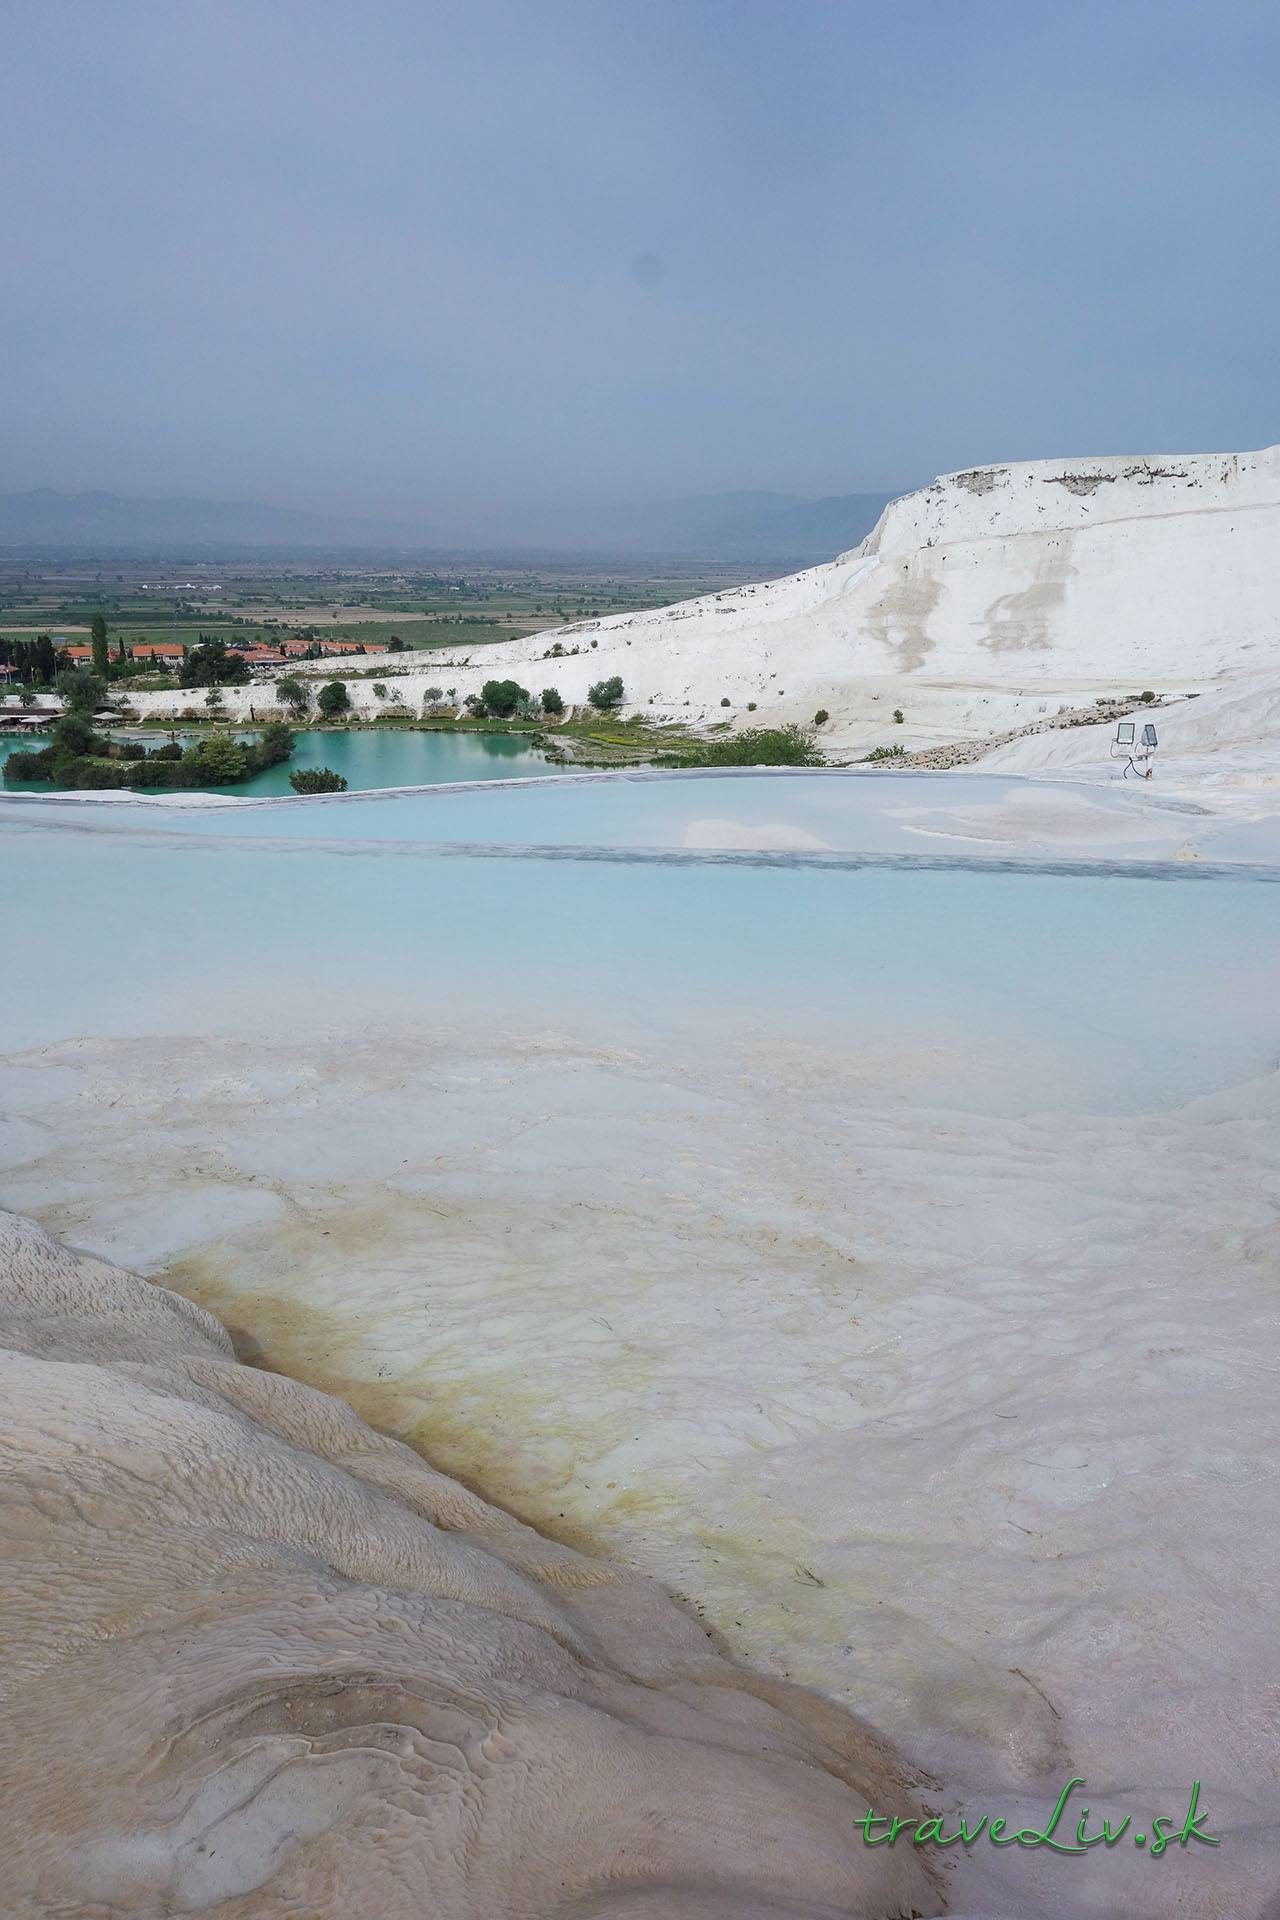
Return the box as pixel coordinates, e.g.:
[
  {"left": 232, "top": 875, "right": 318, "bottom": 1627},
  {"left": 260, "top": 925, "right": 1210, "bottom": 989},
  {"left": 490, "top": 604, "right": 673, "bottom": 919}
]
[{"left": 3, "top": 671, "right": 300, "bottom": 791}]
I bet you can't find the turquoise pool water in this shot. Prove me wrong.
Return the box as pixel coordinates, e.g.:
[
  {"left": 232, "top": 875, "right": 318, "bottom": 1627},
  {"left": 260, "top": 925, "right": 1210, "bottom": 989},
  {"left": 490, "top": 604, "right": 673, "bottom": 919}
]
[
  {"left": 6, "top": 765, "right": 1279, "bottom": 864},
  {"left": 2, "top": 774, "right": 1276, "bottom": 1115},
  {"left": 0, "top": 725, "right": 558, "bottom": 793}
]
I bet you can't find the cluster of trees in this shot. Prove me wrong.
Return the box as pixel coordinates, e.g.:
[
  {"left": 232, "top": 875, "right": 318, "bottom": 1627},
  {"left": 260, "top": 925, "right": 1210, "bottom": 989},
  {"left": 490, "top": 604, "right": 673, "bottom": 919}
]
[
  {"left": 475, "top": 678, "right": 531, "bottom": 718},
  {"left": 86, "top": 614, "right": 206, "bottom": 686},
  {"left": 1, "top": 617, "right": 378, "bottom": 699},
  {"left": 273, "top": 677, "right": 354, "bottom": 719},
  {"left": 450, "top": 677, "right": 621, "bottom": 722},
  {"left": 455, "top": 679, "right": 582, "bottom": 721},
  {"left": 2, "top": 621, "right": 264, "bottom": 695},
  {"left": 5, "top": 699, "right": 298, "bottom": 792},
  {"left": 180, "top": 638, "right": 250, "bottom": 688},
  {"left": 0, "top": 633, "right": 65, "bottom": 687},
  {"left": 2, "top": 624, "right": 194, "bottom": 694},
  {"left": 280, "top": 635, "right": 367, "bottom": 661}
]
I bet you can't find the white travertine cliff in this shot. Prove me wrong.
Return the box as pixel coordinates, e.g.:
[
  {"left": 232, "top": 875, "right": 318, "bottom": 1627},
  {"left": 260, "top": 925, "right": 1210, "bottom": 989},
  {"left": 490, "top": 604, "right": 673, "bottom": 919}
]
[{"left": 117, "top": 444, "right": 1280, "bottom": 774}]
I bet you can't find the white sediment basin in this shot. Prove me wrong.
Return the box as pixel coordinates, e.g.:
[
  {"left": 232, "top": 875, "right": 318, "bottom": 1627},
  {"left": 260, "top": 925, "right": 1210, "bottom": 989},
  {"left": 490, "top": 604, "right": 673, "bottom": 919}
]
[{"left": 2, "top": 770, "right": 1278, "bottom": 1919}]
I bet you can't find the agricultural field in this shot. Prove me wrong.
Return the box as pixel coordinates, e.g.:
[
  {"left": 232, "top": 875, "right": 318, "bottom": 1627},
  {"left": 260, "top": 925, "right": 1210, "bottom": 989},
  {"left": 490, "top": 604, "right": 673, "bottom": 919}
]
[{"left": 0, "top": 555, "right": 767, "bottom": 655}]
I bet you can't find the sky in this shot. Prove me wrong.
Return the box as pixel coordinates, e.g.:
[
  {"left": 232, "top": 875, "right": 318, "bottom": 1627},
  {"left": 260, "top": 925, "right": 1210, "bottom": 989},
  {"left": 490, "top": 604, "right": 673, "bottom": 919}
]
[{"left": 3, "top": 0, "right": 1278, "bottom": 538}]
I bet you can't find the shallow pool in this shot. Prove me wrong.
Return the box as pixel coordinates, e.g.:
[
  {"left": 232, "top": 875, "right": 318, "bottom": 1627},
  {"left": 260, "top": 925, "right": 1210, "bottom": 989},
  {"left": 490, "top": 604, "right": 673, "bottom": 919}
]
[
  {"left": 2, "top": 773, "right": 1276, "bottom": 1115},
  {"left": 6, "top": 762, "right": 1280, "bottom": 862},
  {"left": 4, "top": 767, "right": 1279, "bottom": 1919}
]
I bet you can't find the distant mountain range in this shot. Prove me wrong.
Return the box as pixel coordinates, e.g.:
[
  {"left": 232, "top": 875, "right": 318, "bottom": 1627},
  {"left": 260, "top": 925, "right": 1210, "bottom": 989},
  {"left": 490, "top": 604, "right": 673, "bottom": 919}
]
[
  {"left": 0, "top": 489, "right": 418, "bottom": 551},
  {"left": 565, "top": 491, "right": 899, "bottom": 560},
  {"left": 0, "top": 487, "right": 900, "bottom": 563}
]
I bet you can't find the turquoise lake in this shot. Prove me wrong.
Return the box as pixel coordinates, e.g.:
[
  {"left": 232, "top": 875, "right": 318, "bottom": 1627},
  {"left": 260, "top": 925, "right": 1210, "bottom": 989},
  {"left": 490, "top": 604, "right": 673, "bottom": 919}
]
[{"left": 0, "top": 725, "right": 559, "bottom": 793}]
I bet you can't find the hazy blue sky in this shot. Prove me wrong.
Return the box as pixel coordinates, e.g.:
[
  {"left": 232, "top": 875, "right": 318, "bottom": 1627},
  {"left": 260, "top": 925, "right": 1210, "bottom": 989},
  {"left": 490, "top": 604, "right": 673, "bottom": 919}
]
[{"left": 4, "top": 0, "right": 1278, "bottom": 534}]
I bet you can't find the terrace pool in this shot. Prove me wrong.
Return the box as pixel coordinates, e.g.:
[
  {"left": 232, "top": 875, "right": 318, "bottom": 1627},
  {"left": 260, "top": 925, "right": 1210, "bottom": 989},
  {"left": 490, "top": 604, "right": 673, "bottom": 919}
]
[
  {"left": 1, "top": 771, "right": 1276, "bottom": 1113},
  {"left": 3, "top": 767, "right": 1279, "bottom": 1920},
  {"left": 7, "top": 760, "right": 1280, "bottom": 859}
]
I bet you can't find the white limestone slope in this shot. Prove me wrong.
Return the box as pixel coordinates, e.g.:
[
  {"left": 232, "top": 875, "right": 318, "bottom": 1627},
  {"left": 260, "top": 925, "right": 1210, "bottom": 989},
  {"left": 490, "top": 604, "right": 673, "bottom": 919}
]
[
  {"left": 120, "top": 444, "right": 1279, "bottom": 766},
  {"left": 979, "top": 672, "right": 1280, "bottom": 797}
]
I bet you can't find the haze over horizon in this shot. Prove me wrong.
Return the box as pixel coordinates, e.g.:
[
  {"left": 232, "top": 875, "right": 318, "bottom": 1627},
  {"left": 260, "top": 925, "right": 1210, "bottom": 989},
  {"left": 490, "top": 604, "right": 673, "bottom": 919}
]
[{"left": 4, "top": 0, "right": 1278, "bottom": 546}]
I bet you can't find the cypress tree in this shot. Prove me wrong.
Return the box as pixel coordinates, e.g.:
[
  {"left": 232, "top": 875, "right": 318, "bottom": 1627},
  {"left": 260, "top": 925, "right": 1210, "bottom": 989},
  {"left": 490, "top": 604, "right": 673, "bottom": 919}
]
[{"left": 90, "top": 611, "right": 109, "bottom": 677}]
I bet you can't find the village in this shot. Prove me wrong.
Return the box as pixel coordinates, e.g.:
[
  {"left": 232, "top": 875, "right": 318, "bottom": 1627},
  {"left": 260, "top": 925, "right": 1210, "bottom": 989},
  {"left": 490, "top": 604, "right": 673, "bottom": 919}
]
[{"left": 0, "top": 629, "right": 387, "bottom": 727}]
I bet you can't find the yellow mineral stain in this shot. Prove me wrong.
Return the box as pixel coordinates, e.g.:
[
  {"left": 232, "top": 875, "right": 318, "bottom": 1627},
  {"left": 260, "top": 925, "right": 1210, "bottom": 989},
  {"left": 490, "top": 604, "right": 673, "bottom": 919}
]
[{"left": 166, "top": 1248, "right": 652, "bottom": 1554}]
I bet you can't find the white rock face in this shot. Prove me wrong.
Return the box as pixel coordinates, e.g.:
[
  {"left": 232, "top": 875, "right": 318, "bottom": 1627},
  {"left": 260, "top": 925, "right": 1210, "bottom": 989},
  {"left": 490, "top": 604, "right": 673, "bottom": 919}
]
[
  {"left": 120, "top": 445, "right": 1280, "bottom": 764},
  {"left": 979, "top": 671, "right": 1280, "bottom": 795},
  {"left": 0, "top": 1207, "right": 940, "bottom": 1920}
]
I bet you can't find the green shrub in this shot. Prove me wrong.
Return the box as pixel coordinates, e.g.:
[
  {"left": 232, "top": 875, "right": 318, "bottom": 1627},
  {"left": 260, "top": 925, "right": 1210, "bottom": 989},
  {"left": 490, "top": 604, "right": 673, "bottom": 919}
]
[
  {"left": 893, "top": 708, "right": 904, "bottom": 724},
  {"left": 54, "top": 669, "right": 105, "bottom": 712},
  {"left": 372, "top": 683, "right": 388, "bottom": 699},
  {"left": 588, "top": 676, "right": 624, "bottom": 711},
  {"left": 124, "top": 757, "right": 187, "bottom": 789},
  {"left": 481, "top": 678, "right": 529, "bottom": 718},
  {"left": 317, "top": 680, "right": 351, "bottom": 717},
  {"left": 51, "top": 712, "right": 100, "bottom": 757},
  {"left": 250, "top": 721, "right": 295, "bottom": 770},
  {"left": 289, "top": 766, "right": 348, "bottom": 794},
  {"left": 62, "top": 757, "right": 122, "bottom": 790},
  {"left": 276, "top": 676, "right": 309, "bottom": 716},
  {"left": 541, "top": 687, "right": 565, "bottom": 716},
  {"left": 655, "top": 725, "right": 822, "bottom": 769},
  {"left": 720, "top": 697, "right": 731, "bottom": 707},
  {"left": 2, "top": 748, "right": 53, "bottom": 780},
  {"left": 864, "top": 743, "right": 905, "bottom": 762},
  {"left": 183, "top": 732, "right": 249, "bottom": 783},
  {"left": 814, "top": 709, "right": 830, "bottom": 726}
]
